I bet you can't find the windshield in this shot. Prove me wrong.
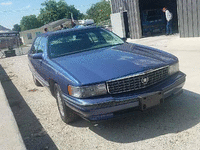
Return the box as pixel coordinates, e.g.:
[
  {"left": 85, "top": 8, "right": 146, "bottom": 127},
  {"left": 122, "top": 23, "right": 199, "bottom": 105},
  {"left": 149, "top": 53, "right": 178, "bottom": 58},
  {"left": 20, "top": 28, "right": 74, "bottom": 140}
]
[{"left": 48, "top": 28, "right": 124, "bottom": 58}]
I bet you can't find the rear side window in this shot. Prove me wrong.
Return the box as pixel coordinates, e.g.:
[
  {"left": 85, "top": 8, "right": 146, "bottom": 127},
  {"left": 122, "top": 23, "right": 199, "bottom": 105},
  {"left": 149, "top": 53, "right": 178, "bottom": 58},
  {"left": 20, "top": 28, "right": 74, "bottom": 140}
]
[{"left": 147, "top": 10, "right": 162, "bottom": 21}]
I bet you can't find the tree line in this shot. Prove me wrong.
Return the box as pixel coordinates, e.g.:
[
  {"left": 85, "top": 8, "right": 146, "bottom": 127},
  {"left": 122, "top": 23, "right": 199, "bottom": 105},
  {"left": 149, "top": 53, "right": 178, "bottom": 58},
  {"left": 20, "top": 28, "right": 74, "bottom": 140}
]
[{"left": 12, "top": 0, "right": 111, "bottom": 32}]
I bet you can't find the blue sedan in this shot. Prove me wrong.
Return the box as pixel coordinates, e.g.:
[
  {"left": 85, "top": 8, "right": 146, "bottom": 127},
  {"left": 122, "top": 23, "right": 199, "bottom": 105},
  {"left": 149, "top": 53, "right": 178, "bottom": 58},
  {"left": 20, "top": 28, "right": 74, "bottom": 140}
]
[{"left": 28, "top": 26, "right": 186, "bottom": 123}]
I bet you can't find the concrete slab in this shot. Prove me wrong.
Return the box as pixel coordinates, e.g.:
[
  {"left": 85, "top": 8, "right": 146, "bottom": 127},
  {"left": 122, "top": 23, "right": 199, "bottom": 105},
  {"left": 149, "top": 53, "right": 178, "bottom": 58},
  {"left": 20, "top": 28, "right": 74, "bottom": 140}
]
[
  {"left": 0, "top": 82, "right": 26, "bottom": 150},
  {"left": 127, "top": 34, "right": 200, "bottom": 52}
]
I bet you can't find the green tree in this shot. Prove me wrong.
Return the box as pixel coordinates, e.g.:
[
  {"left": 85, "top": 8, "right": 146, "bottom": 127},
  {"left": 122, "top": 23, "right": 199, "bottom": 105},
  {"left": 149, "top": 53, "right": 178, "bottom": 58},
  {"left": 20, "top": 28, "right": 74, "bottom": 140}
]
[
  {"left": 20, "top": 15, "right": 43, "bottom": 31},
  {"left": 12, "top": 24, "right": 21, "bottom": 32},
  {"left": 37, "top": 0, "right": 84, "bottom": 25},
  {"left": 86, "top": 0, "right": 111, "bottom": 24},
  {"left": 67, "top": 5, "right": 84, "bottom": 20}
]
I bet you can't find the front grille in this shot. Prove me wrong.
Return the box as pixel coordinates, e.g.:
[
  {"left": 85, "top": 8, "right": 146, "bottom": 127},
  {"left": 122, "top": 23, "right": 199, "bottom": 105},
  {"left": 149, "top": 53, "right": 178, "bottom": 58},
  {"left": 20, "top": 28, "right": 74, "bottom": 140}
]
[{"left": 107, "top": 66, "right": 169, "bottom": 94}]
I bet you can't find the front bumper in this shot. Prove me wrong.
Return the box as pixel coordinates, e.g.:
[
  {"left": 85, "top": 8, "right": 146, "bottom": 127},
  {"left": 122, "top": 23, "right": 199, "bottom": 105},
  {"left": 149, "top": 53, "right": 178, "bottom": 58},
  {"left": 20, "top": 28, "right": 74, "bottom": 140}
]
[{"left": 62, "top": 71, "right": 186, "bottom": 121}]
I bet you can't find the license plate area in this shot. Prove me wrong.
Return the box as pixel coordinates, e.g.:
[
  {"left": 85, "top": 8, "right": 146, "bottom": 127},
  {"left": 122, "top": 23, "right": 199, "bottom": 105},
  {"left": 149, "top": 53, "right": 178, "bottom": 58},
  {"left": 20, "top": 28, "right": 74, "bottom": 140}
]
[{"left": 139, "top": 92, "right": 163, "bottom": 111}]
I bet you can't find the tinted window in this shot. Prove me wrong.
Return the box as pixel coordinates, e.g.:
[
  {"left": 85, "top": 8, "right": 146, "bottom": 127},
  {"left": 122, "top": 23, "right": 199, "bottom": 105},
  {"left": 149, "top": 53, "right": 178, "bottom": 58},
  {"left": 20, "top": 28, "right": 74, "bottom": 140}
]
[
  {"left": 48, "top": 28, "right": 124, "bottom": 58},
  {"left": 31, "top": 37, "right": 41, "bottom": 54},
  {"left": 88, "top": 32, "right": 99, "bottom": 43},
  {"left": 100, "top": 31, "right": 115, "bottom": 43},
  {"left": 37, "top": 37, "right": 47, "bottom": 53},
  {"left": 147, "top": 10, "right": 162, "bottom": 21}
]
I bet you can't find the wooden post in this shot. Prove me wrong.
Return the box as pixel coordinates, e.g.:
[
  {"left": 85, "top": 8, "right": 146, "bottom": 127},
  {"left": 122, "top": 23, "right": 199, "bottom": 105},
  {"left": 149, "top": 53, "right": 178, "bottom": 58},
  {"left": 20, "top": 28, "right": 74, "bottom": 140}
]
[
  {"left": 198, "top": 0, "right": 200, "bottom": 36},
  {"left": 127, "top": 0, "right": 142, "bottom": 39},
  {"left": 177, "top": 0, "right": 200, "bottom": 37},
  {"left": 192, "top": 0, "right": 199, "bottom": 37},
  {"left": 177, "top": 0, "right": 185, "bottom": 37}
]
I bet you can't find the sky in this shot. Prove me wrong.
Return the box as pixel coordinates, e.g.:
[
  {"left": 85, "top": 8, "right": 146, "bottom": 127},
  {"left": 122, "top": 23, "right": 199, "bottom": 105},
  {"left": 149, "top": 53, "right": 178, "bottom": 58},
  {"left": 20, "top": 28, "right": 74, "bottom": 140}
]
[{"left": 0, "top": 0, "right": 101, "bottom": 29}]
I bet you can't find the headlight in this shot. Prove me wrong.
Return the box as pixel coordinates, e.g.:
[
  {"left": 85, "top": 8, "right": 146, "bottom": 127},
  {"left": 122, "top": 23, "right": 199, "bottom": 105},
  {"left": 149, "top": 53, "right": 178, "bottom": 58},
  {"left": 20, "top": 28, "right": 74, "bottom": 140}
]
[
  {"left": 168, "top": 62, "right": 179, "bottom": 75},
  {"left": 68, "top": 83, "right": 107, "bottom": 98}
]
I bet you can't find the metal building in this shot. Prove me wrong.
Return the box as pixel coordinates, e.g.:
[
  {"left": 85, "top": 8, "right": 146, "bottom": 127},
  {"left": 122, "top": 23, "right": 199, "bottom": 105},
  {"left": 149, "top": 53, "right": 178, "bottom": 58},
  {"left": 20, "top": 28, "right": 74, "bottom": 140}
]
[{"left": 110, "top": 0, "right": 200, "bottom": 39}]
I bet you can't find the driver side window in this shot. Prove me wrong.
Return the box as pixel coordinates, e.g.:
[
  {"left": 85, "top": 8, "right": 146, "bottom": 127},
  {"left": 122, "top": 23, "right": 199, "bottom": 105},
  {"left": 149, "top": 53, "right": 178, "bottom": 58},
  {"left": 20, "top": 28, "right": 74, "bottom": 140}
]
[
  {"left": 31, "top": 37, "right": 41, "bottom": 54},
  {"left": 37, "top": 37, "right": 47, "bottom": 53}
]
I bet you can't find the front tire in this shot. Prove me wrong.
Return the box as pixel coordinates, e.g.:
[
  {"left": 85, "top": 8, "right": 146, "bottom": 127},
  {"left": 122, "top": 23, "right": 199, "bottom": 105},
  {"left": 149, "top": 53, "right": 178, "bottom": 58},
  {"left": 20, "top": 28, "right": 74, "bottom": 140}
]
[{"left": 54, "top": 83, "right": 79, "bottom": 124}]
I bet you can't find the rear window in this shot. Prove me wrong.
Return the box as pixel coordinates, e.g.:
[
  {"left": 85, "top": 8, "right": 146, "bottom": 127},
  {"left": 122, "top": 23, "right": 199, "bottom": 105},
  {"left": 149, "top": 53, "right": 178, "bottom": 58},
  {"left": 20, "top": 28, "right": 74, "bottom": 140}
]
[{"left": 146, "top": 10, "right": 162, "bottom": 21}]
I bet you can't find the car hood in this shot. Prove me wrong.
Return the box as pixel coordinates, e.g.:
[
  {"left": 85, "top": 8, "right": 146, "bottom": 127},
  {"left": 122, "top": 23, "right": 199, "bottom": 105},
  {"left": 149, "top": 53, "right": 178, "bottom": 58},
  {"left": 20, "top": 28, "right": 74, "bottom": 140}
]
[{"left": 52, "top": 43, "right": 178, "bottom": 85}]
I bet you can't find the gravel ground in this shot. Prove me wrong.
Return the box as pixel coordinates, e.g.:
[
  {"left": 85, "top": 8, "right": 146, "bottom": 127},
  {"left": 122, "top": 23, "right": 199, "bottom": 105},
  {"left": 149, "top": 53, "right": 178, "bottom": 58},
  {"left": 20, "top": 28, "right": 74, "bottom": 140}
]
[{"left": 0, "top": 35, "right": 200, "bottom": 150}]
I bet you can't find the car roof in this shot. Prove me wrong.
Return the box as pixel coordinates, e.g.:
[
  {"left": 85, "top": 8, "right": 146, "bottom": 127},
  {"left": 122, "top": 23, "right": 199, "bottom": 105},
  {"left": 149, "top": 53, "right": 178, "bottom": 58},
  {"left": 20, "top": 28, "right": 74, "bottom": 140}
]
[{"left": 40, "top": 26, "right": 102, "bottom": 38}]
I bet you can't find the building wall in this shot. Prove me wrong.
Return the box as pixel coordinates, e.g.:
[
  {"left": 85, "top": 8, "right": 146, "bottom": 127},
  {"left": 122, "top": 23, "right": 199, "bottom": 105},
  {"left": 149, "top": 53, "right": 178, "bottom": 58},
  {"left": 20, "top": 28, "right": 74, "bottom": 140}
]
[
  {"left": 19, "top": 19, "right": 78, "bottom": 45},
  {"left": 110, "top": 0, "right": 142, "bottom": 39},
  {"left": 20, "top": 28, "right": 44, "bottom": 45},
  {"left": 177, "top": 0, "right": 200, "bottom": 37},
  {"left": 111, "top": 0, "right": 200, "bottom": 38}
]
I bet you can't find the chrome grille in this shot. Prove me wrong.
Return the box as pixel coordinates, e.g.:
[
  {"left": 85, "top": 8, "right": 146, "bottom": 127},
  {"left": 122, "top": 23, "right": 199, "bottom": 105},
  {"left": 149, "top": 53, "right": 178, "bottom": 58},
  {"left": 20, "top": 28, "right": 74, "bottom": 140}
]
[{"left": 107, "top": 66, "right": 169, "bottom": 94}]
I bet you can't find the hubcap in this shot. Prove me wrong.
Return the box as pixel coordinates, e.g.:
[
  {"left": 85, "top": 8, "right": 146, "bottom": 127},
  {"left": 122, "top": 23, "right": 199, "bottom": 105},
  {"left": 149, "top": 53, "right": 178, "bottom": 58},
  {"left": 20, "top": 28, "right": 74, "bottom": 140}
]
[{"left": 56, "top": 89, "right": 65, "bottom": 117}]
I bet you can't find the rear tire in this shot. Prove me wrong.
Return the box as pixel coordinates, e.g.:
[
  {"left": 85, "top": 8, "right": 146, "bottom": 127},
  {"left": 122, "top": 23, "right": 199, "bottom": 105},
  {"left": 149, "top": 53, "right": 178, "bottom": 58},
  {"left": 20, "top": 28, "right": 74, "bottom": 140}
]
[
  {"left": 33, "top": 74, "right": 42, "bottom": 86},
  {"left": 54, "top": 83, "right": 79, "bottom": 124}
]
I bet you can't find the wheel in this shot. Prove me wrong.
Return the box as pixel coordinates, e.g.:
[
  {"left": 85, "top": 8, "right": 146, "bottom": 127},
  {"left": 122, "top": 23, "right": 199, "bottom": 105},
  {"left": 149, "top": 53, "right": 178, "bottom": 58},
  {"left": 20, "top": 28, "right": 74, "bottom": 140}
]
[
  {"left": 33, "top": 74, "right": 42, "bottom": 86},
  {"left": 54, "top": 83, "right": 79, "bottom": 124}
]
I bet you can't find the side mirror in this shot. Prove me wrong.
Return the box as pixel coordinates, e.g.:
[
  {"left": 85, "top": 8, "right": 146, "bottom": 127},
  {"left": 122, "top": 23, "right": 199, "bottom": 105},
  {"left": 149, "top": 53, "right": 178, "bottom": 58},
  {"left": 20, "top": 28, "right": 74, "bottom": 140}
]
[
  {"left": 122, "top": 37, "right": 127, "bottom": 42},
  {"left": 32, "top": 53, "right": 43, "bottom": 59}
]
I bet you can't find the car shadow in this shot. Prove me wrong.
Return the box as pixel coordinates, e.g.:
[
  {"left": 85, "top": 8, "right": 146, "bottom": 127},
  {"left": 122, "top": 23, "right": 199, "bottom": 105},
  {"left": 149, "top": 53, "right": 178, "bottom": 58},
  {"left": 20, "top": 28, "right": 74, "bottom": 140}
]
[
  {"left": 0, "top": 64, "right": 58, "bottom": 150},
  {"left": 72, "top": 89, "right": 200, "bottom": 143}
]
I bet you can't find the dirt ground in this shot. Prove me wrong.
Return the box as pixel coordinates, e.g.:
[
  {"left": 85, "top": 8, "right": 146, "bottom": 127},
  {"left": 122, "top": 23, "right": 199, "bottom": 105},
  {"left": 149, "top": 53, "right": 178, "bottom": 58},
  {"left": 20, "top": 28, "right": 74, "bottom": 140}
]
[{"left": 0, "top": 35, "right": 200, "bottom": 150}]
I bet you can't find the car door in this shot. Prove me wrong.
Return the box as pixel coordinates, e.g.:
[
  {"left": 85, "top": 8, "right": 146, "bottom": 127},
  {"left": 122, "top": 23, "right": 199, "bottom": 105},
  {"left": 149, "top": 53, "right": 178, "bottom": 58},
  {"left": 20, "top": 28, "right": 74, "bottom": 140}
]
[
  {"left": 34, "top": 37, "right": 49, "bottom": 85},
  {"left": 28, "top": 36, "right": 42, "bottom": 76}
]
